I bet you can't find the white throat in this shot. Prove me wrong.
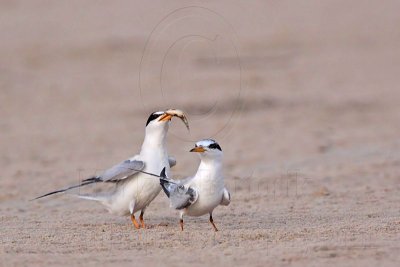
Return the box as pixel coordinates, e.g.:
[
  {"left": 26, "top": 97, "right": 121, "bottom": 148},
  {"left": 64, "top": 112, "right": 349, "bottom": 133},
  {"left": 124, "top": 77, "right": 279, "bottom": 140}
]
[
  {"left": 139, "top": 124, "right": 170, "bottom": 178},
  {"left": 141, "top": 124, "right": 169, "bottom": 150},
  {"left": 196, "top": 155, "right": 224, "bottom": 180}
]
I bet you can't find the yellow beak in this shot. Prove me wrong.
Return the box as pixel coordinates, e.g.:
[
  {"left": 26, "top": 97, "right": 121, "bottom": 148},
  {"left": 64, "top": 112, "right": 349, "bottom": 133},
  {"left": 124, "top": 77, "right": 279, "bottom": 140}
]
[
  {"left": 190, "top": 146, "right": 206, "bottom": 152},
  {"left": 158, "top": 113, "right": 172, "bottom": 122}
]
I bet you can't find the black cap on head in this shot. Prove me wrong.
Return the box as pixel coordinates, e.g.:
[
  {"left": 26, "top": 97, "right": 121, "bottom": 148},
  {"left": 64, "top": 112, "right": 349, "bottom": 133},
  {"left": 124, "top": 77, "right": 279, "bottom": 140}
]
[{"left": 146, "top": 112, "right": 163, "bottom": 126}]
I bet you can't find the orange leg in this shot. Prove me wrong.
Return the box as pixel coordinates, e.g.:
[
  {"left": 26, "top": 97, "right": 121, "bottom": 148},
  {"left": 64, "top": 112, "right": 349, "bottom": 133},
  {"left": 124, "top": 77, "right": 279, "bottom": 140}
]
[
  {"left": 131, "top": 214, "right": 140, "bottom": 229},
  {"left": 139, "top": 210, "right": 146, "bottom": 229},
  {"left": 209, "top": 213, "right": 218, "bottom": 232}
]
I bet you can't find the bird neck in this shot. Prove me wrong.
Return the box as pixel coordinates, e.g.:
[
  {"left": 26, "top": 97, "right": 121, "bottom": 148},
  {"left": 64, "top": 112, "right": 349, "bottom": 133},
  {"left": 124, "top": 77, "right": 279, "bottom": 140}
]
[
  {"left": 141, "top": 127, "right": 168, "bottom": 152},
  {"left": 197, "top": 156, "right": 223, "bottom": 179}
]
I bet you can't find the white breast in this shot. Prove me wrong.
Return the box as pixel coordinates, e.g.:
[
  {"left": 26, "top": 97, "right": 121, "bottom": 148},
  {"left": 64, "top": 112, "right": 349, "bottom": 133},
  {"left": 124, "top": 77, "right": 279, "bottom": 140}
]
[{"left": 184, "top": 167, "right": 224, "bottom": 217}]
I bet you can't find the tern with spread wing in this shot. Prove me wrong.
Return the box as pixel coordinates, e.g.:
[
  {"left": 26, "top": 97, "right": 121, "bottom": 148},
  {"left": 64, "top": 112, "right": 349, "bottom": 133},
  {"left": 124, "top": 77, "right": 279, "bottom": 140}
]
[
  {"left": 34, "top": 109, "right": 189, "bottom": 229},
  {"left": 159, "top": 139, "right": 230, "bottom": 232}
]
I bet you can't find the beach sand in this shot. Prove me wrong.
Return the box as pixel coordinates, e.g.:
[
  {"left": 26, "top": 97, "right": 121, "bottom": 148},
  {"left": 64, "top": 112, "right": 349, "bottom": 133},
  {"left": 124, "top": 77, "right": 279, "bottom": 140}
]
[{"left": 1, "top": 1, "right": 399, "bottom": 266}]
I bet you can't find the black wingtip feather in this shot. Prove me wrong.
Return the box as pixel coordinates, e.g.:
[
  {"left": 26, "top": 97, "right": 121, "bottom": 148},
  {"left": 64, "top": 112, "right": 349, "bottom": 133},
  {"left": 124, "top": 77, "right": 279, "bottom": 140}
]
[
  {"left": 160, "top": 167, "right": 167, "bottom": 178},
  {"left": 160, "top": 179, "right": 171, "bottom": 198},
  {"left": 159, "top": 168, "right": 171, "bottom": 198},
  {"left": 30, "top": 189, "right": 68, "bottom": 201},
  {"left": 31, "top": 178, "right": 100, "bottom": 201}
]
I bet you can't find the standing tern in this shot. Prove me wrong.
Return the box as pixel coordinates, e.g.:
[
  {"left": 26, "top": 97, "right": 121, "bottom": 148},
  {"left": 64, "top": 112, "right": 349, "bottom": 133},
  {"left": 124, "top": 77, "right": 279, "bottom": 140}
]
[
  {"left": 159, "top": 139, "right": 231, "bottom": 232},
  {"left": 34, "top": 109, "right": 189, "bottom": 229}
]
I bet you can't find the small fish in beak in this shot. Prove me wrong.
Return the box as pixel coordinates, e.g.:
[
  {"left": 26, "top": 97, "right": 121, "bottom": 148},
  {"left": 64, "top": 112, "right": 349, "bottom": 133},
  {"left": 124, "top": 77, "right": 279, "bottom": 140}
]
[{"left": 158, "top": 109, "right": 190, "bottom": 131}]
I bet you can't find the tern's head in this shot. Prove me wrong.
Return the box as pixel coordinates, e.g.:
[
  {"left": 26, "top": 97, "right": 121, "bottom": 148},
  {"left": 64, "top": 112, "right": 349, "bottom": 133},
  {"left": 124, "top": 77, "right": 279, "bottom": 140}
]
[
  {"left": 145, "top": 109, "right": 189, "bottom": 133},
  {"left": 190, "top": 139, "right": 223, "bottom": 160}
]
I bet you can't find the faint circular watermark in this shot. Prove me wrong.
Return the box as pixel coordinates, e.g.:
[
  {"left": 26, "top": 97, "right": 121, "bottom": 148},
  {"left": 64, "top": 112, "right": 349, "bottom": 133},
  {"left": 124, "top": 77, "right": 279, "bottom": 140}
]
[{"left": 139, "top": 6, "right": 243, "bottom": 142}]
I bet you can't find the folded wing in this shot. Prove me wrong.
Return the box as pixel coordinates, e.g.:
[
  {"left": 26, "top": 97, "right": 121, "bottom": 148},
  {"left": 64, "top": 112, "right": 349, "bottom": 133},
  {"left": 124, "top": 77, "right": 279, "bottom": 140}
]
[
  {"left": 159, "top": 167, "right": 198, "bottom": 210},
  {"left": 85, "top": 158, "right": 145, "bottom": 183}
]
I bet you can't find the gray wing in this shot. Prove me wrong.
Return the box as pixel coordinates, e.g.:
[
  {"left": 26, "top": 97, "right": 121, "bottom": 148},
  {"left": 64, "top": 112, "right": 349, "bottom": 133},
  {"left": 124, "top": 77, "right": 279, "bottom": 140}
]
[
  {"left": 160, "top": 179, "right": 198, "bottom": 210},
  {"left": 83, "top": 158, "right": 145, "bottom": 183},
  {"left": 33, "top": 157, "right": 145, "bottom": 200},
  {"left": 168, "top": 156, "right": 177, "bottom": 168}
]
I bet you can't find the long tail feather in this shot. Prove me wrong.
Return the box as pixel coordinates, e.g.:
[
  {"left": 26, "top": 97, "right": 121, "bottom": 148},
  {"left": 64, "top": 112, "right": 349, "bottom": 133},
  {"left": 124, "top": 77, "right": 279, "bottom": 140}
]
[{"left": 127, "top": 166, "right": 174, "bottom": 184}]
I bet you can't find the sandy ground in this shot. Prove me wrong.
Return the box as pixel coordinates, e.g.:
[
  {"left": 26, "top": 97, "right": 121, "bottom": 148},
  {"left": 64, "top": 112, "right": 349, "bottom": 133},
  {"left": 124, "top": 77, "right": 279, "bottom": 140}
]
[{"left": 1, "top": 1, "right": 400, "bottom": 266}]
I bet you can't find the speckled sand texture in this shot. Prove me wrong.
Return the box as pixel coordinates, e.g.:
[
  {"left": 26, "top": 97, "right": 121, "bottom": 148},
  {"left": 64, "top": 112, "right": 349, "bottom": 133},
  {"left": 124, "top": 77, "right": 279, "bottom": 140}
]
[{"left": 1, "top": 1, "right": 399, "bottom": 266}]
